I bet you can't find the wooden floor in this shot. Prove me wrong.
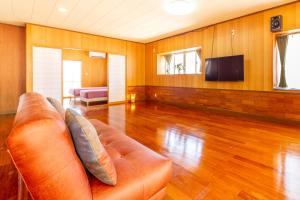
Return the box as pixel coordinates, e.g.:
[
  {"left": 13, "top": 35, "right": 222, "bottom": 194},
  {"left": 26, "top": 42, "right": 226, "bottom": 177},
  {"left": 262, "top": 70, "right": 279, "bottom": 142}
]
[
  {"left": 0, "top": 114, "right": 19, "bottom": 200},
  {"left": 1, "top": 101, "right": 300, "bottom": 199}
]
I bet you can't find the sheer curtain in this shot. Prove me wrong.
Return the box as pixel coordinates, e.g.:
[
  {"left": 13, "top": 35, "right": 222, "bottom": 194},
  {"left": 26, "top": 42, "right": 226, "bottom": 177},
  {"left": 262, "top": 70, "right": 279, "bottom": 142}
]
[
  {"left": 285, "top": 33, "right": 300, "bottom": 89},
  {"left": 163, "top": 54, "right": 172, "bottom": 74}
]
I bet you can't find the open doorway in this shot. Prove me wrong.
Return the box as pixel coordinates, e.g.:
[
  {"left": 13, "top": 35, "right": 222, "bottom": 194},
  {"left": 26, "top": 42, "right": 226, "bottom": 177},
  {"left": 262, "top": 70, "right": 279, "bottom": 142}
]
[{"left": 63, "top": 60, "right": 82, "bottom": 98}]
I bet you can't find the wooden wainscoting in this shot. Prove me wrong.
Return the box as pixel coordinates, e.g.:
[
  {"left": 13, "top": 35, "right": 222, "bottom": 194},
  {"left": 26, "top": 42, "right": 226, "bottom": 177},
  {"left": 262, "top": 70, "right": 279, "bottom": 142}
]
[
  {"left": 0, "top": 24, "right": 26, "bottom": 114},
  {"left": 145, "top": 86, "right": 300, "bottom": 123},
  {"left": 127, "top": 86, "right": 146, "bottom": 102}
]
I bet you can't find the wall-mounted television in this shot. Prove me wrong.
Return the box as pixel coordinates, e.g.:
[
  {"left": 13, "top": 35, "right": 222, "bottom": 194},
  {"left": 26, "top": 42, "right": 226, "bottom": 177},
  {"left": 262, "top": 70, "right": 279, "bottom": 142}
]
[{"left": 205, "top": 55, "right": 244, "bottom": 81}]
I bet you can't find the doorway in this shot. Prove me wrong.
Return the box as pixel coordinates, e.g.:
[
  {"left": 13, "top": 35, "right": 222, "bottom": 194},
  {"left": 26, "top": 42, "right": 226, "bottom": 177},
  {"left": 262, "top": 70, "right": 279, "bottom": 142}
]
[{"left": 63, "top": 60, "right": 82, "bottom": 98}]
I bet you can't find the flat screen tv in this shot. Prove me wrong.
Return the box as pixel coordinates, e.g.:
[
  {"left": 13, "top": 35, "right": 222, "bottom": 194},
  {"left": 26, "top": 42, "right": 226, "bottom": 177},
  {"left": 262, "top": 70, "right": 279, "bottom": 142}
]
[{"left": 205, "top": 55, "right": 244, "bottom": 81}]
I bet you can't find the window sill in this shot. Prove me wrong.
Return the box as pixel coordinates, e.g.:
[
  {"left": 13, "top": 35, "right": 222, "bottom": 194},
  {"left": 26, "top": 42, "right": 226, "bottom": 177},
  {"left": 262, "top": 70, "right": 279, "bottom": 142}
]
[
  {"left": 273, "top": 87, "right": 300, "bottom": 92},
  {"left": 157, "top": 73, "right": 202, "bottom": 76}
]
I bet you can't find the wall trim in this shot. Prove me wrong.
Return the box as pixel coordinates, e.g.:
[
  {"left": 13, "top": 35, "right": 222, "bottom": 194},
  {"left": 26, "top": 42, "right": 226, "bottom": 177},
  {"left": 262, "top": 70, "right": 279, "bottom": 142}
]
[{"left": 144, "top": 85, "right": 300, "bottom": 95}]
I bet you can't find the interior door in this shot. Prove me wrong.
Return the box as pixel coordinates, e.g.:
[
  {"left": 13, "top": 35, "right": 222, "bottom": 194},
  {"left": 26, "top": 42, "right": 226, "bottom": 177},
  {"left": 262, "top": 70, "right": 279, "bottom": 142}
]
[
  {"left": 33, "top": 47, "right": 62, "bottom": 101},
  {"left": 108, "top": 54, "right": 126, "bottom": 103}
]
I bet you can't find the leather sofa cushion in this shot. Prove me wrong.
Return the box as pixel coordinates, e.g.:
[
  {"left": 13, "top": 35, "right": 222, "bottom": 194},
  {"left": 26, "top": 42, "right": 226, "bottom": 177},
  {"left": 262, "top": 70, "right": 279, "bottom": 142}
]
[
  {"left": 89, "top": 119, "right": 172, "bottom": 200},
  {"left": 66, "top": 109, "right": 117, "bottom": 185}
]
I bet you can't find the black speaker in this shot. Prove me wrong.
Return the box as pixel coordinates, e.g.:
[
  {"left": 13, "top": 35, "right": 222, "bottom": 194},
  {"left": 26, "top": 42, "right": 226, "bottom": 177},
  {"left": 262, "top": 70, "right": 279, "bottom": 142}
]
[{"left": 271, "top": 15, "right": 282, "bottom": 32}]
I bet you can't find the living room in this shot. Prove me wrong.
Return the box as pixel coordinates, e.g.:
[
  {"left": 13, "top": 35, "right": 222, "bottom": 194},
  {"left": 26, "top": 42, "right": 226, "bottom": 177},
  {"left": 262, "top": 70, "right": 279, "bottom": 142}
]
[{"left": 1, "top": 0, "right": 300, "bottom": 199}]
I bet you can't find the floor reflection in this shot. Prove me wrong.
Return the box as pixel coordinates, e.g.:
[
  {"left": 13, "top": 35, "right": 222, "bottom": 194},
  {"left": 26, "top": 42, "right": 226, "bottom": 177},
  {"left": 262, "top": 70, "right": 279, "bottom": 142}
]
[
  {"left": 277, "top": 151, "right": 300, "bottom": 199},
  {"left": 163, "top": 128, "right": 204, "bottom": 169},
  {"left": 62, "top": 101, "right": 300, "bottom": 199},
  {"left": 108, "top": 104, "right": 126, "bottom": 132}
]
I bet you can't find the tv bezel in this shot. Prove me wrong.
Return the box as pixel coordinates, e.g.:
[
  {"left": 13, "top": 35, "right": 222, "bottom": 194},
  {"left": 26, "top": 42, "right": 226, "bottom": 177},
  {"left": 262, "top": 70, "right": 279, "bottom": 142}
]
[{"left": 205, "top": 55, "right": 244, "bottom": 82}]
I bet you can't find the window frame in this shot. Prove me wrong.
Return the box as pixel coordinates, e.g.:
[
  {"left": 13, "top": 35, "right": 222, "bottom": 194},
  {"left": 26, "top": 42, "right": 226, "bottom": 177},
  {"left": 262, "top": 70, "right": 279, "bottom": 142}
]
[
  {"left": 273, "top": 29, "right": 300, "bottom": 91},
  {"left": 157, "top": 47, "right": 201, "bottom": 76}
]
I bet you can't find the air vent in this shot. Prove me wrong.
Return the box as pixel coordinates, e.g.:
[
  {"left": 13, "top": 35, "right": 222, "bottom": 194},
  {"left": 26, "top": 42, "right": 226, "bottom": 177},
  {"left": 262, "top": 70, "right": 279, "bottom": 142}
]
[{"left": 89, "top": 51, "right": 106, "bottom": 58}]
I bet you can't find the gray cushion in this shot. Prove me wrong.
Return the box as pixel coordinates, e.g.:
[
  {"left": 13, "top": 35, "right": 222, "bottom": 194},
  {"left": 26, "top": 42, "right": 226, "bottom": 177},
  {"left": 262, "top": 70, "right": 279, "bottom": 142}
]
[
  {"left": 65, "top": 109, "right": 117, "bottom": 186},
  {"left": 47, "top": 97, "right": 65, "bottom": 119}
]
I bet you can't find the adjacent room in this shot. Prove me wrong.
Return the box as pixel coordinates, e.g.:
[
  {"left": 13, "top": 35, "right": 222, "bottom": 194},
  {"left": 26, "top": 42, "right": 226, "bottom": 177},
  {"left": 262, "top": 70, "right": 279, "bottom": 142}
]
[{"left": 1, "top": 0, "right": 300, "bottom": 199}]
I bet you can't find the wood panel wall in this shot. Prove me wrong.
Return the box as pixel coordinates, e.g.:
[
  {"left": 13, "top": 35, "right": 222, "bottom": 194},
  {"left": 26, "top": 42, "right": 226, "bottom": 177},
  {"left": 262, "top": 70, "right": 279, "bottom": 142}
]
[
  {"left": 145, "top": 2, "right": 300, "bottom": 91},
  {"left": 126, "top": 42, "right": 145, "bottom": 86},
  {"left": 26, "top": 24, "right": 145, "bottom": 92},
  {"left": 127, "top": 86, "right": 146, "bottom": 101},
  {"left": 146, "top": 86, "right": 300, "bottom": 123},
  {"left": 62, "top": 49, "right": 107, "bottom": 87},
  {"left": 0, "top": 24, "right": 25, "bottom": 114}
]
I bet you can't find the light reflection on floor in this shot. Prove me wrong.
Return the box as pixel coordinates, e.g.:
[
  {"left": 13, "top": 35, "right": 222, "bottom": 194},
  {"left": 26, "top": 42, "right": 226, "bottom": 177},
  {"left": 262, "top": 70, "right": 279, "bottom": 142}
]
[
  {"left": 277, "top": 151, "right": 300, "bottom": 199},
  {"left": 63, "top": 100, "right": 300, "bottom": 199},
  {"left": 163, "top": 128, "right": 204, "bottom": 170}
]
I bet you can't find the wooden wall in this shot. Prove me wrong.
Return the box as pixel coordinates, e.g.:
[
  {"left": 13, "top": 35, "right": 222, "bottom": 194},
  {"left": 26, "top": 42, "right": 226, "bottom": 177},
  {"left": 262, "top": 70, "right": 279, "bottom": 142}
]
[
  {"left": 127, "top": 86, "right": 146, "bottom": 101},
  {"left": 145, "top": 2, "right": 300, "bottom": 91},
  {"left": 62, "top": 49, "right": 107, "bottom": 87},
  {"left": 146, "top": 86, "right": 300, "bottom": 123},
  {"left": 126, "top": 42, "right": 145, "bottom": 86},
  {"left": 26, "top": 24, "right": 145, "bottom": 92},
  {"left": 0, "top": 24, "right": 25, "bottom": 114}
]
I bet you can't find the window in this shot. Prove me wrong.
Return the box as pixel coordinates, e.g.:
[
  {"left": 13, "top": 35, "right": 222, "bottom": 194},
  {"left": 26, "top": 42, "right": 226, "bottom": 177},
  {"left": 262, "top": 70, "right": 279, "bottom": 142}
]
[
  {"left": 63, "top": 60, "right": 81, "bottom": 97},
  {"left": 174, "top": 53, "right": 184, "bottom": 74},
  {"left": 157, "top": 48, "right": 201, "bottom": 75},
  {"left": 275, "top": 32, "right": 300, "bottom": 89}
]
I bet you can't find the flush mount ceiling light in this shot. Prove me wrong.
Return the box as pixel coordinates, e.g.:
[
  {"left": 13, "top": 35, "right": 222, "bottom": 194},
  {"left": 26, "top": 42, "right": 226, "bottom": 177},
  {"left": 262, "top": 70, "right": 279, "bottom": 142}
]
[
  {"left": 164, "top": 0, "right": 195, "bottom": 15},
  {"left": 58, "top": 7, "right": 68, "bottom": 13}
]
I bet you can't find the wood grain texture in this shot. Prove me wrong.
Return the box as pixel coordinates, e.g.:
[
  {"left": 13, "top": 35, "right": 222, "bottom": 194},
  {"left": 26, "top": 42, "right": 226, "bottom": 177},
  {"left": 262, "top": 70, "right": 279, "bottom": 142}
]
[
  {"left": 26, "top": 24, "right": 146, "bottom": 91},
  {"left": 146, "top": 86, "right": 300, "bottom": 123},
  {"left": 145, "top": 2, "right": 300, "bottom": 91},
  {"left": 127, "top": 86, "right": 146, "bottom": 101},
  {"left": 0, "top": 24, "right": 26, "bottom": 114},
  {"left": 0, "top": 114, "right": 31, "bottom": 200},
  {"left": 2, "top": 102, "right": 300, "bottom": 199},
  {"left": 79, "top": 102, "right": 300, "bottom": 199},
  {"left": 126, "top": 42, "right": 145, "bottom": 86},
  {"left": 62, "top": 49, "right": 107, "bottom": 87}
]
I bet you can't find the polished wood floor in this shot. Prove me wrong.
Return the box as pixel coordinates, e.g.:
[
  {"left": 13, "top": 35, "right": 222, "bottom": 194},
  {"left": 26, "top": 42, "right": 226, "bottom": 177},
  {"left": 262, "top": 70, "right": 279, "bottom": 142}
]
[
  {"left": 0, "top": 114, "right": 19, "bottom": 200},
  {"left": 1, "top": 101, "right": 300, "bottom": 199}
]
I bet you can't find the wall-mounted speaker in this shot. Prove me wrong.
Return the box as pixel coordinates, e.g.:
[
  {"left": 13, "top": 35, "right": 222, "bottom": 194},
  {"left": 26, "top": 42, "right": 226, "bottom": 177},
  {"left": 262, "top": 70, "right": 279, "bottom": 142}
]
[{"left": 271, "top": 15, "right": 282, "bottom": 32}]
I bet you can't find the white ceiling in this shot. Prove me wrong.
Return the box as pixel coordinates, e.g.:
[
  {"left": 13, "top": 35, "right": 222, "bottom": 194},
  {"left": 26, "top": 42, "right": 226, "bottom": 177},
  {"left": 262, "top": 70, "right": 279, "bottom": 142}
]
[{"left": 0, "top": 0, "right": 296, "bottom": 43}]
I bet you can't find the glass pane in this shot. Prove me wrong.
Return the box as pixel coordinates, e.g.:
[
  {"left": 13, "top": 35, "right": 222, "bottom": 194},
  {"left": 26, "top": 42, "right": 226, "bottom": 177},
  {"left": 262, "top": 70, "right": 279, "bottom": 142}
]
[
  {"left": 169, "top": 56, "right": 175, "bottom": 75},
  {"left": 285, "top": 33, "right": 300, "bottom": 89},
  {"left": 196, "top": 52, "right": 201, "bottom": 74},
  {"left": 157, "top": 56, "right": 166, "bottom": 75},
  {"left": 63, "top": 60, "right": 82, "bottom": 97},
  {"left": 185, "top": 51, "right": 196, "bottom": 74},
  {"left": 276, "top": 47, "right": 281, "bottom": 87},
  {"left": 174, "top": 53, "right": 184, "bottom": 74}
]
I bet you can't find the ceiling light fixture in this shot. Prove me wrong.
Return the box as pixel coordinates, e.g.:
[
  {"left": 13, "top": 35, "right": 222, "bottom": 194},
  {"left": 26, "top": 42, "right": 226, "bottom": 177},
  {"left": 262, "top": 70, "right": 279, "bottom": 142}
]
[
  {"left": 164, "top": 0, "right": 195, "bottom": 16},
  {"left": 58, "top": 7, "right": 68, "bottom": 13}
]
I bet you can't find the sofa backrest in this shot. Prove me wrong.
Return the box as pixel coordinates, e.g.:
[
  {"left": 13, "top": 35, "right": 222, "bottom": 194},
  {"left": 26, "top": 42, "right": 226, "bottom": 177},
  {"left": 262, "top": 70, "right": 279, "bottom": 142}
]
[{"left": 7, "top": 92, "right": 92, "bottom": 200}]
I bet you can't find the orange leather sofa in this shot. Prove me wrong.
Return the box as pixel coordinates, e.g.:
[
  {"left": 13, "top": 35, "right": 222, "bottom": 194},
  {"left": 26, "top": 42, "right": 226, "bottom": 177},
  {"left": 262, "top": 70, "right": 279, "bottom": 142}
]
[{"left": 7, "top": 93, "right": 172, "bottom": 200}]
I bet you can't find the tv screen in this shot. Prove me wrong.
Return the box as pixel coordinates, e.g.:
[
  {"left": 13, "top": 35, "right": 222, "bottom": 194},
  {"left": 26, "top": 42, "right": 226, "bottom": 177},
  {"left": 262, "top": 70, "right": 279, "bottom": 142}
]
[{"left": 205, "top": 55, "right": 244, "bottom": 81}]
